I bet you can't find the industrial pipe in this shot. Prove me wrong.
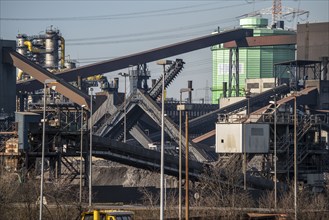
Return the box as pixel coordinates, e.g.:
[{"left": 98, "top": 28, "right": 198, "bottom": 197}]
[
  {"left": 188, "top": 80, "right": 192, "bottom": 103},
  {"left": 87, "top": 75, "right": 105, "bottom": 81},
  {"left": 23, "top": 41, "right": 33, "bottom": 52},
  {"left": 59, "top": 36, "right": 65, "bottom": 68},
  {"left": 0, "top": 131, "right": 17, "bottom": 135},
  {"left": 17, "top": 70, "right": 24, "bottom": 80},
  {"left": 24, "top": 41, "right": 41, "bottom": 53}
]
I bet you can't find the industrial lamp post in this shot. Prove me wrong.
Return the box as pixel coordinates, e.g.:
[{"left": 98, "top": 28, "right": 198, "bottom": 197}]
[
  {"left": 293, "top": 94, "right": 297, "bottom": 220},
  {"left": 269, "top": 92, "right": 278, "bottom": 209},
  {"left": 244, "top": 94, "right": 250, "bottom": 190},
  {"left": 177, "top": 88, "right": 193, "bottom": 220},
  {"left": 39, "top": 78, "right": 58, "bottom": 220},
  {"left": 89, "top": 87, "right": 93, "bottom": 207},
  {"left": 273, "top": 94, "right": 277, "bottom": 210},
  {"left": 156, "top": 59, "right": 173, "bottom": 220},
  {"left": 184, "top": 102, "right": 192, "bottom": 220},
  {"left": 80, "top": 104, "right": 86, "bottom": 204},
  {"left": 118, "top": 72, "right": 129, "bottom": 143}
]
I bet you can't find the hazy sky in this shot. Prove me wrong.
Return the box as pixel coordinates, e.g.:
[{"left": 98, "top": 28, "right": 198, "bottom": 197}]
[{"left": 1, "top": 0, "right": 328, "bottom": 101}]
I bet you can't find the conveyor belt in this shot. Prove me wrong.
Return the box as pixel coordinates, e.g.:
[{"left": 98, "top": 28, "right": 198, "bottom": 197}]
[
  {"left": 95, "top": 59, "right": 185, "bottom": 140},
  {"left": 189, "top": 84, "right": 290, "bottom": 133},
  {"left": 91, "top": 135, "right": 278, "bottom": 190},
  {"left": 149, "top": 59, "right": 185, "bottom": 99},
  {"left": 3, "top": 49, "right": 91, "bottom": 109},
  {"left": 16, "top": 28, "right": 253, "bottom": 92},
  {"left": 92, "top": 135, "right": 204, "bottom": 179}
]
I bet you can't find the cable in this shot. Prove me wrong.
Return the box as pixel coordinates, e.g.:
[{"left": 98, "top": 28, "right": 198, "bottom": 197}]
[
  {"left": 105, "top": 3, "right": 251, "bottom": 20},
  {"left": 66, "top": 29, "right": 214, "bottom": 46},
  {"left": 66, "top": 17, "right": 237, "bottom": 42},
  {"left": 66, "top": 21, "right": 237, "bottom": 46},
  {"left": 0, "top": 2, "right": 231, "bottom": 21}
]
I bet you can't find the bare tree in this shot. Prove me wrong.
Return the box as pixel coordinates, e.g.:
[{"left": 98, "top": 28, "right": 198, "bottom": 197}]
[
  {"left": 192, "top": 164, "right": 254, "bottom": 219},
  {"left": 0, "top": 170, "right": 82, "bottom": 220},
  {"left": 0, "top": 171, "right": 22, "bottom": 219},
  {"left": 259, "top": 181, "right": 329, "bottom": 219},
  {"left": 258, "top": 190, "right": 275, "bottom": 209}
]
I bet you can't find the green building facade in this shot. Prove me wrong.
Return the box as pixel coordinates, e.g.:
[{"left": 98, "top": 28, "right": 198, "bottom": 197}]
[{"left": 211, "top": 17, "right": 295, "bottom": 103}]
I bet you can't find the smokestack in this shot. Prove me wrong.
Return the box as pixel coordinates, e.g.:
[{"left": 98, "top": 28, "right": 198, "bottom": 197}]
[
  {"left": 114, "top": 77, "right": 119, "bottom": 89},
  {"left": 77, "top": 76, "right": 81, "bottom": 90},
  {"left": 188, "top": 80, "right": 192, "bottom": 103}
]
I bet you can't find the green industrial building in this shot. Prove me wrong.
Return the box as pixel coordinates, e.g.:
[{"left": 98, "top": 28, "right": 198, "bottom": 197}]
[{"left": 211, "top": 17, "right": 295, "bottom": 103}]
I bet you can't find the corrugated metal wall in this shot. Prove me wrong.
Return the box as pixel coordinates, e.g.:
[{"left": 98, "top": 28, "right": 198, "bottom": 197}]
[{"left": 212, "top": 18, "right": 295, "bottom": 103}]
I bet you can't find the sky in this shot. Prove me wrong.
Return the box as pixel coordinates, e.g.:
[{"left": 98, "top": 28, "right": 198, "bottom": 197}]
[{"left": 0, "top": 0, "right": 328, "bottom": 102}]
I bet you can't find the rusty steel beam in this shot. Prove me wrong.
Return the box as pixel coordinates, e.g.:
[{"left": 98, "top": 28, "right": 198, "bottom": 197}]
[
  {"left": 192, "top": 129, "right": 215, "bottom": 143},
  {"left": 17, "top": 28, "right": 253, "bottom": 92},
  {"left": 0, "top": 131, "right": 17, "bottom": 135},
  {"left": 223, "top": 34, "right": 296, "bottom": 48},
  {"left": 3, "top": 49, "right": 90, "bottom": 109}
]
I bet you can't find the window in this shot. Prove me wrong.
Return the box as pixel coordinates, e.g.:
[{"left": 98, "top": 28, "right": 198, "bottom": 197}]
[
  {"left": 263, "top": 83, "right": 275, "bottom": 88},
  {"left": 247, "top": 83, "right": 259, "bottom": 89}
]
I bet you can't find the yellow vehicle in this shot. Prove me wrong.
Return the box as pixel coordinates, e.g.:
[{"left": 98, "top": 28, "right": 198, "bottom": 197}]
[{"left": 81, "top": 209, "right": 134, "bottom": 220}]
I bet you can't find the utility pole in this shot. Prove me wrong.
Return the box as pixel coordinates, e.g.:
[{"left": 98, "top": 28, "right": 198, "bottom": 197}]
[{"left": 156, "top": 60, "right": 173, "bottom": 220}]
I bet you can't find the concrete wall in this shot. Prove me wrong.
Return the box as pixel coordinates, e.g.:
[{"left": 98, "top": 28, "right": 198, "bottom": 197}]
[
  {"left": 246, "top": 78, "right": 276, "bottom": 95},
  {"left": 305, "top": 80, "right": 329, "bottom": 109},
  {"left": 297, "top": 22, "right": 329, "bottom": 61},
  {"left": 0, "top": 40, "right": 16, "bottom": 115}
]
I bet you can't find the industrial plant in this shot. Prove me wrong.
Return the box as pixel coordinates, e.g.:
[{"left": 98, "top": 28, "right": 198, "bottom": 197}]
[{"left": 0, "top": 1, "right": 328, "bottom": 219}]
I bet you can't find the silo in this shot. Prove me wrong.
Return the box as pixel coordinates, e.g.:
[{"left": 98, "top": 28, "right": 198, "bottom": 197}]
[
  {"left": 16, "top": 34, "right": 27, "bottom": 56},
  {"left": 44, "top": 27, "right": 59, "bottom": 69},
  {"left": 211, "top": 17, "right": 295, "bottom": 103},
  {"left": 16, "top": 34, "right": 28, "bottom": 80}
]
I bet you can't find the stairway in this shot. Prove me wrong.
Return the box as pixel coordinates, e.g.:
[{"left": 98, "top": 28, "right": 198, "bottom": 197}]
[{"left": 276, "top": 114, "right": 313, "bottom": 153}]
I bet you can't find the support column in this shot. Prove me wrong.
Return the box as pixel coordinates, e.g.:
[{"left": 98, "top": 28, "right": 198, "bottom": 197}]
[
  {"left": 235, "top": 48, "right": 239, "bottom": 97},
  {"left": 228, "top": 48, "right": 233, "bottom": 97}
]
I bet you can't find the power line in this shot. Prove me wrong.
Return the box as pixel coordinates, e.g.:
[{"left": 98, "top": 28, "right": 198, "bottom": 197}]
[
  {"left": 0, "top": 2, "right": 243, "bottom": 21},
  {"left": 66, "top": 17, "right": 237, "bottom": 42},
  {"left": 66, "top": 21, "right": 237, "bottom": 46},
  {"left": 66, "top": 29, "right": 214, "bottom": 46},
  {"left": 66, "top": 29, "right": 214, "bottom": 45},
  {"left": 108, "top": 3, "right": 251, "bottom": 20}
]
